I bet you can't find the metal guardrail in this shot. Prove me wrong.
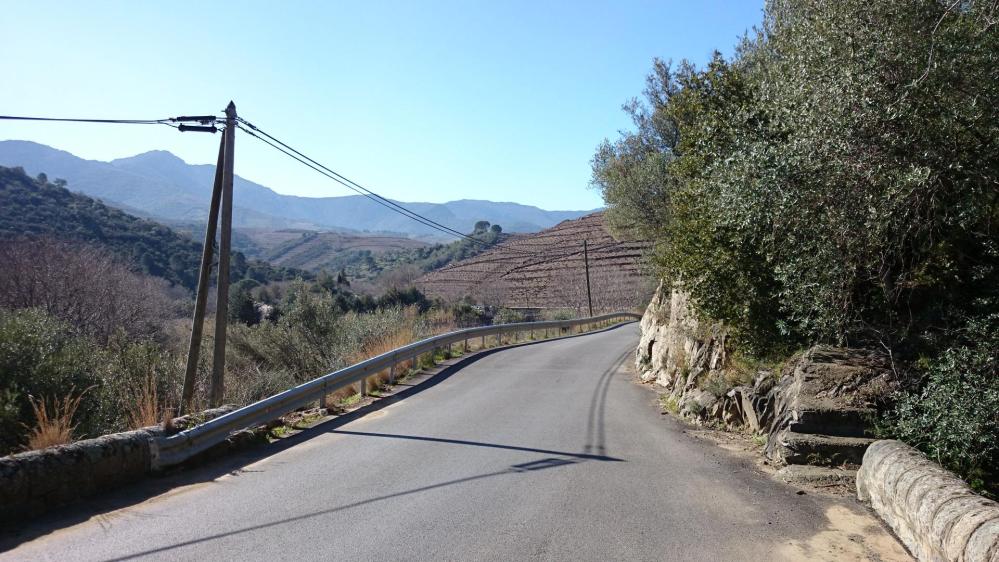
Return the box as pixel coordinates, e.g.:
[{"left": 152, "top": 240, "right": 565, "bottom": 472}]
[{"left": 151, "top": 312, "right": 641, "bottom": 468}]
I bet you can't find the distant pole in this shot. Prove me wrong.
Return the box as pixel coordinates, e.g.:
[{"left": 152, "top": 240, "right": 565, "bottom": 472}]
[
  {"left": 210, "top": 102, "right": 237, "bottom": 407},
  {"left": 583, "top": 239, "right": 593, "bottom": 317},
  {"left": 179, "top": 134, "right": 226, "bottom": 415}
]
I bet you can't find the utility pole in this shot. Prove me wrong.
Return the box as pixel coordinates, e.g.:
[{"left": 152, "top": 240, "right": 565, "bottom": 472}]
[
  {"left": 210, "top": 102, "right": 237, "bottom": 407},
  {"left": 179, "top": 135, "right": 225, "bottom": 415},
  {"left": 583, "top": 239, "right": 593, "bottom": 317}
]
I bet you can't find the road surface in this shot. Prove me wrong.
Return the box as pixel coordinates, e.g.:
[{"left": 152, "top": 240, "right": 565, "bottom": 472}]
[{"left": 1, "top": 324, "right": 908, "bottom": 561}]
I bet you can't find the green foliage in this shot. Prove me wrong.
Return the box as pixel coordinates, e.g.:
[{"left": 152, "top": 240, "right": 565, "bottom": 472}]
[
  {"left": 593, "top": 0, "right": 998, "bottom": 352},
  {"left": 0, "top": 308, "right": 178, "bottom": 454},
  {"left": 885, "top": 315, "right": 999, "bottom": 497},
  {"left": 592, "top": 0, "right": 998, "bottom": 487},
  {"left": 229, "top": 279, "right": 261, "bottom": 325},
  {"left": 0, "top": 166, "right": 306, "bottom": 290},
  {"left": 493, "top": 308, "right": 528, "bottom": 325}
]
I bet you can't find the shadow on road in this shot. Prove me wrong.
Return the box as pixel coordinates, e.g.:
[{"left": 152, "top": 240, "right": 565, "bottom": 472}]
[
  {"left": 103, "top": 454, "right": 595, "bottom": 561},
  {"left": 0, "top": 322, "right": 637, "bottom": 553}
]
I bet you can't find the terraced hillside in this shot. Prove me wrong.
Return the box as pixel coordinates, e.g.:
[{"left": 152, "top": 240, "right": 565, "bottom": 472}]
[{"left": 416, "top": 212, "right": 653, "bottom": 312}]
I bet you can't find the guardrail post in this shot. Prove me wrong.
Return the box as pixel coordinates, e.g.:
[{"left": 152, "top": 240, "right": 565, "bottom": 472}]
[
  {"left": 359, "top": 377, "right": 367, "bottom": 397},
  {"left": 319, "top": 381, "right": 327, "bottom": 411},
  {"left": 389, "top": 364, "right": 395, "bottom": 385},
  {"left": 464, "top": 338, "right": 468, "bottom": 352},
  {"left": 481, "top": 335, "right": 486, "bottom": 349}
]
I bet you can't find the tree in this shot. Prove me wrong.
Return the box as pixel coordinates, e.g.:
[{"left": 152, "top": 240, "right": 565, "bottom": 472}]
[
  {"left": 592, "top": 0, "right": 998, "bottom": 352},
  {"left": 489, "top": 224, "right": 503, "bottom": 234},
  {"left": 0, "top": 237, "right": 175, "bottom": 343},
  {"left": 229, "top": 285, "right": 260, "bottom": 325},
  {"left": 473, "top": 220, "right": 491, "bottom": 233}
]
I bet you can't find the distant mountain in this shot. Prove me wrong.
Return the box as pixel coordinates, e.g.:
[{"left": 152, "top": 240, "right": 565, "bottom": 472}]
[
  {"left": 0, "top": 166, "right": 306, "bottom": 291},
  {"left": 0, "top": 140, "right": 597, "bottom": 236}
]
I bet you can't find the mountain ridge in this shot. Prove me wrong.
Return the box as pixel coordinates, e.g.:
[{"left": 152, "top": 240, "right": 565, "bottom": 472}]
[{"left": 0, "top": 140, "right": 598, "bottom": 237}]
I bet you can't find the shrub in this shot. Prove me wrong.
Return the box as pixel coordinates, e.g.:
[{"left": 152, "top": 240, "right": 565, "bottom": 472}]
[
  {"left": 886, "top": 316, "right": 999, "bottom": 497},
  {"left": 0, "top": 308, "right": 180, "bottom": 454}
]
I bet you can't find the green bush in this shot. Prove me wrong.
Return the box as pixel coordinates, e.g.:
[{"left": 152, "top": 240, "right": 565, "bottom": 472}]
[
  {"left": 0, "top": 309, "right": 101, "bottom": 452},
  {"left": 886, "top": 316, "right": 999, "bottom": 497},
  {"left": 493, "top": 308, "right": 527, "bottom": 325},
  {"left": 0, "top": 308, "right": 181, "bottom": 454}
]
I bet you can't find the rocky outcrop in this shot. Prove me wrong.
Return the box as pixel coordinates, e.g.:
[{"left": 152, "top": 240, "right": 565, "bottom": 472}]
[
  {"left": 764, "top": 346, "right": 892, "bottom": 467},
  {"left": 636, "top": 282, "right": 895, "bottom": 484},
  {"left": 636, "top": 282, "right": 727, "bottom": 403},
  {"left": 858, "top": 440, "right": 999, "bottom": 562}
]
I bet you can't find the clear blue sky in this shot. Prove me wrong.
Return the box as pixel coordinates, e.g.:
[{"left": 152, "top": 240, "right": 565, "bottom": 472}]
[{"left": 1, "top": 1, "right": 763, "bottom": 211}]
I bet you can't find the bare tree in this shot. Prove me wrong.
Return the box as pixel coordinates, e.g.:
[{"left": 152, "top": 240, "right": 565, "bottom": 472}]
[{"left": 0, "top": 237, "right": 179, "bottom": 342}]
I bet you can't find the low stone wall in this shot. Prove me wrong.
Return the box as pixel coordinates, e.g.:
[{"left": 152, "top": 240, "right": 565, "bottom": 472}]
[
  {"left": 858, "top": 440, "right": 999, "bottom": 562},
  {"left": 0, "top": 406, "right": 236, "bottom": 525}
]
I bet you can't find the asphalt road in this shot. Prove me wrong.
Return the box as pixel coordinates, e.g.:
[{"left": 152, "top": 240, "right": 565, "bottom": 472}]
[{"left": 1, "top": 323, "right": 908, "bottom": 561}]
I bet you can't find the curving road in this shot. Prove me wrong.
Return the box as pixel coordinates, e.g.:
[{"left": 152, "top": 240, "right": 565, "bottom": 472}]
[{"left": 1, "top": 324, "right": 908, "bottom": 561}]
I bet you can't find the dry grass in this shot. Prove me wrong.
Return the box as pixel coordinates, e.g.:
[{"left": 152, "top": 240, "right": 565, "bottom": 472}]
[
  {"left": 321, "top": 309, "right": 464, "bottom": 406},
  {"left": 22, "top": 386, "right": 92, "bottom": 451},
  {"left": 128, "top": 374, "right": 161, "bottom": 429}
]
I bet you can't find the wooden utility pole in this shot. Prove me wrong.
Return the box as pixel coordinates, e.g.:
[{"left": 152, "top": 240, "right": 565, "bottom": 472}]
[
  {"left": 179, "top": 135, "right": 226, "bottom": 415},
  {"left": 210, "top": 102, "right": 237, "bottom": 407},
  {"left": 583, "top": 239, "right": 593, "bottom": 317}
]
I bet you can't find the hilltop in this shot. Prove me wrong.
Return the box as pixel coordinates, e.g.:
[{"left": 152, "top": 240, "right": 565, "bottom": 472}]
[
  {"left": 0, "top": 166, "right": 304, "bottom": 290},
  {"left": 0, "top": 141, "right": 596, "bottom": 236},
  {"left": 416, "top": 213, "right": 652, "bottom": 311}
]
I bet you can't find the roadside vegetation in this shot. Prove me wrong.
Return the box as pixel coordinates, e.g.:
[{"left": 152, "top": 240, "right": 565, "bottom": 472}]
[
  {"left": 0, "top": 231, "right": 594, "bottom": 456},
  {"left": 592, "top": 0, "right": 997, "bottom": 491}
]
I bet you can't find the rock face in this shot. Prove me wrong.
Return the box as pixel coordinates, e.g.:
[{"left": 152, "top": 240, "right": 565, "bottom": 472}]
[
  {"left": 636, "top": 281, "right": 727, "bottom": 394},
  {"left": 764, "top": 346, "right": 892, "bottom": 467},
  {"left": 635, "top": 282, "right": 894, "bottom": 480}
]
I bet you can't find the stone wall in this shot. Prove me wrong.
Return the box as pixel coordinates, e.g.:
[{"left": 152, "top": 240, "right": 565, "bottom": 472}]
[
  {"left": 858, "top": 440, "right": 999, "bottom": 562},
  {"left": 0, "top": 406, "right": 235, "bottom": 525}
]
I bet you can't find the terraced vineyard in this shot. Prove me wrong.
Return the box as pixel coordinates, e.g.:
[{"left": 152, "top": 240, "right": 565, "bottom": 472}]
[{"left": 416, "top": 212, "right": 653, "bottom": 312}]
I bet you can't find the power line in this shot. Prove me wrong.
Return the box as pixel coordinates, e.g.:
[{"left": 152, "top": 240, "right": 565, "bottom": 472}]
[
  {"left": 235, "top": 122, "right": 502, "bottom": 249},
  {"left": 3, "top": 111, "right": 623, "bottom": 260},
  {"left": 0, "top": 114, "right": 223, "bottom": 130},
  {"left": 236, "top": 117, "right": 541, "bottom": 257}
]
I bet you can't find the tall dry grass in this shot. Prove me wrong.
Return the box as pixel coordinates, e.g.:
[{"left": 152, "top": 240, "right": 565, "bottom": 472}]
[
  {"left": 127, "top": 374, "right": 161, "bottom": 429},
  {"left": 322, "top": 306, "right": 463, "bottom": 406},
  {"left": 22, "top": 386, "right": 92, "bottom": 451}
]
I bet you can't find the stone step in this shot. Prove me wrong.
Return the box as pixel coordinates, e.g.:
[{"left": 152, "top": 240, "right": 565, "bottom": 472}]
[
  {"left": 775, "top": 464, "right": 857, "bottom": 487},
  {"left": 777, "top": 431, "right": 876, "bottom": 467},
  {"left": 787, "top": 407, "right": 875, "bottom": 438}
]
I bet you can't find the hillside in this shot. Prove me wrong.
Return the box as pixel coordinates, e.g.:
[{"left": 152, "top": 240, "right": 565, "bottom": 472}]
[
  {"left": 416, "top": 213, "right": 652, "bottom": 311},
  {"left": 0, "top": 166, "right": 305, "bottom": 290},
  {"left": 0, "top": 141, "right": 596, "bottom": 236},
  {"left": 235, "top": 229, "right": 430, "bottom": 272}
]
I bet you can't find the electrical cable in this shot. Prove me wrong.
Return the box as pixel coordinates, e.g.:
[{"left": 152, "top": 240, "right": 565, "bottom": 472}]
[{"left": 236, "top": 119, "right": 542, "bottom": 256}]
